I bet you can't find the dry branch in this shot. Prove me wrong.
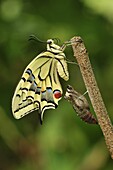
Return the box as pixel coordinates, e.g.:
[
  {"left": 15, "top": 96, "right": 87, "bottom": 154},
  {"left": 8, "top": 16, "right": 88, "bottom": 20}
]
[{"left": 71, "top": 36, "right": 113, "bottom": 159}]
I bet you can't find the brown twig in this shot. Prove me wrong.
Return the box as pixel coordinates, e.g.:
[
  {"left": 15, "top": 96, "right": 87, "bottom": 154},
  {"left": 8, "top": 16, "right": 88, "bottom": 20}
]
[{"left": 71, "top": 36, "right": 113, "bottom": 159}]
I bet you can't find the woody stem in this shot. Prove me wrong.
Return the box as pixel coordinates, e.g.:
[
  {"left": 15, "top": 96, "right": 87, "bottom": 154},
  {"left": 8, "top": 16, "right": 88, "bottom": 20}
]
[{"left": 71, "top": 36, "right": 113, "bottom": 159}]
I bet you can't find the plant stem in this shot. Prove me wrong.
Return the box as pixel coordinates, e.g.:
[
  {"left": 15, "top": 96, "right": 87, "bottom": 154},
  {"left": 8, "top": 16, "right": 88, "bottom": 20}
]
[{"left": 71, "top": 36, "right": 113, "bottom": 159}]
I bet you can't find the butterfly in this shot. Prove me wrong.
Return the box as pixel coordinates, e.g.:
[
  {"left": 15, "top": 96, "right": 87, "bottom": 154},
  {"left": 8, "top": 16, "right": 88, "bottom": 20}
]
[
  {"left": 12, "top": 36, "right": 69, "bottom": 123},
  {"left": 64, "top": 85, "right": 98, "bottom": 124}
]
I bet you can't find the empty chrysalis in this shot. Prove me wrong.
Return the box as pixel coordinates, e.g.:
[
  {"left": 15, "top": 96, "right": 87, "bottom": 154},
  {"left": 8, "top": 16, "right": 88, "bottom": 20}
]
[{"left": 64, "top": 85, "right": 98, "bottom": 124}]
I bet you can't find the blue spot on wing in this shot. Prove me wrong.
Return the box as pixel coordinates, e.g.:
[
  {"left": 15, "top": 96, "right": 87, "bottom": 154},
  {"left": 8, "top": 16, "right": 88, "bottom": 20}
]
[
  {"left": 36, "top": 87, "right": 41, "bottom": 94},
  {"left": 26, "top": 68, "right": 32, "bottom": 75},
  {"left": 29, "top": 82, "right": 37, "bottom": 91},
  {"left": 41, "top": 91, "right": 46, "bottom": 101},
  {"left": 27, "top": 74, "right": 35, "bottom": 83},
  {"left": 46, "top": 87, "right": 54, "bottom": 102}
]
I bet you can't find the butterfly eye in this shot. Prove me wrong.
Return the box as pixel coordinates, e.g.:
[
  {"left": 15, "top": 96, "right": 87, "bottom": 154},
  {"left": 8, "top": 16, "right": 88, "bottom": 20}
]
[{"left": 47, "top": 39, "right": 53, "bottom": 44}]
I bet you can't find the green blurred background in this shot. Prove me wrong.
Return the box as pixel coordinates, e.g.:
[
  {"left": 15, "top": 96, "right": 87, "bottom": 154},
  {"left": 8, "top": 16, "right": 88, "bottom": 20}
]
[{"left": 0, "top": 0, "right": 113, "bottom": 169}]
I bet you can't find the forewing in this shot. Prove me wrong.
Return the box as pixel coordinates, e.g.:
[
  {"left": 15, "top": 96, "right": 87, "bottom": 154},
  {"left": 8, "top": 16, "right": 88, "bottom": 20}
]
[
  {"left": 12, "top": 55, "right": 64, "bottom": 122},
  {"left": 12, "top": 45, "right": 69, "bottom": 122},
  {"left": 57, "top": 58, "right": 69, "bottom": 81}
]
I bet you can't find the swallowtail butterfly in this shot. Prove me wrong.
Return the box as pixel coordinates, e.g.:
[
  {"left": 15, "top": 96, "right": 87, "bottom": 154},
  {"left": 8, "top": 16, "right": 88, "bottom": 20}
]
[{"left": 12, "top": 37, "right": 69, "bottom": 123}]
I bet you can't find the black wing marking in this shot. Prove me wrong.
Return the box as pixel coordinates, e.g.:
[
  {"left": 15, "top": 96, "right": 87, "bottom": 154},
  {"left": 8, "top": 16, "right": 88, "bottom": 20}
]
[{"left": 12, "top": 54, "right": 64, "bottom": 122}]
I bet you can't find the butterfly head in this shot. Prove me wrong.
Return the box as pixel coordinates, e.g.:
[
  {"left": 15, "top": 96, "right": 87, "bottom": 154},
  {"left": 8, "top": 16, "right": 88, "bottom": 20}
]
[{"left": 47, "top": 39, "right": 63, "bottom": 53}]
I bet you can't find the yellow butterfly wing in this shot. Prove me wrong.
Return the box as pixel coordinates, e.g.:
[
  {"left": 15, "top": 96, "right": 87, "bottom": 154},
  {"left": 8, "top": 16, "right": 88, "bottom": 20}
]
[
  {"left": 12, "top": 55, "right": 52, "bottom": 118},
  {"left": 12, "top": 39, "right": 69, "bottom": 123}
]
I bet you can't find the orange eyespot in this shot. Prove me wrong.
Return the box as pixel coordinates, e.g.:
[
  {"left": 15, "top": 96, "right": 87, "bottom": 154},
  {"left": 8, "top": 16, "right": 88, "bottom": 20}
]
[{"left": 54, "top": 90, "right": 62, "bottom": 99}]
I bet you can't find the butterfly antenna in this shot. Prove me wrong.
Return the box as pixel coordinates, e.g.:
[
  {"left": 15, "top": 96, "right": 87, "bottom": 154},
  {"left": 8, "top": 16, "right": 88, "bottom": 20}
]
[{"left": 29, "top": 35, "right": 46, "bottom": 43}]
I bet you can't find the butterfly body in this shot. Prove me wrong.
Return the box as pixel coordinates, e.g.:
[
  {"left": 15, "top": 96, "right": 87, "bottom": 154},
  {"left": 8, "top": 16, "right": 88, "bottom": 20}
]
[{"left": 12, "top": 39, "right": 69, "bottom": 122}]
